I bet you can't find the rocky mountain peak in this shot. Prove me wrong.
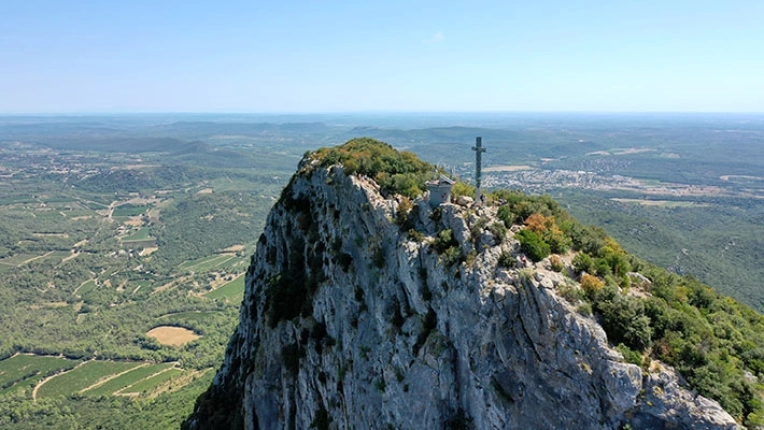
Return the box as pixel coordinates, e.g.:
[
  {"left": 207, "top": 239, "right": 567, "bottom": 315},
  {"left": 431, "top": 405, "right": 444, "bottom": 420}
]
[{"left": 186, "top": 139, "right": 739, "bottom": 430}]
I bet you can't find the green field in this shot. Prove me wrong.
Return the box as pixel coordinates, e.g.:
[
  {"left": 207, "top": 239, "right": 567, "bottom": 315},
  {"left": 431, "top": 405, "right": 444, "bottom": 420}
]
[
  {"left": 35, "top": 211, "right": 67, "bottom": 221},
  {"left": 122, "top": 368, "right": 183, "bottom": 395},
  {"left": 178, "top": 254, "right": 237, "bottom": 272},
  {"left": 122, "top": 228, "right": 151, "bottom": 241},
  {"left": 84, "top": 198, "right": 110, "bottom": 208},
  {"left": 84, "top": 363, "right": 176, "bottom": 397},
  {"left": 0, "top": 196, "right": 37, "bottom": 205},
  {"left": 205, "top": 275, "right": 245, "bottom": 301},
  {"left": 37, "top": 361, "right": 142, "bottom": 399},
  {"left": 159, "top": 311, "right": 221, "bottom": 322},
  {"left": 61, "top": 210, "right": 98, "bottom": 217},
  {"left": 47, "top": 251, "right": 72, "bottom": 261},
  {"left": 0, "top": 355, "right": 81, "bottom": 395},
  {"left": 609, "top": 198, "right": 711, "bottom": 208},
  {"left": 97, "top": 268, "right": 120, "bottom": 283},
  {"left": 129, "top": 280, "right": 156, "bottom": 296},
  {"left": 77, "top": 280, "right": 97, "bottom": 296},
  {"left": 41, "top": 198, "right": 78, "bottom": 204},
  {"left": 113, "top": 204, "right": 147, "bottom": 217},
  {"left": 0, "top": 254, "right": 36, "bottom": 266}
]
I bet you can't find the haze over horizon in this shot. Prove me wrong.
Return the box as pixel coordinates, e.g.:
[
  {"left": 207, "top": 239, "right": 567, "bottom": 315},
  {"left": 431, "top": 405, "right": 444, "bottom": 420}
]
[{"left": 2, "top": 0, "right": 763, "bottom": 114}]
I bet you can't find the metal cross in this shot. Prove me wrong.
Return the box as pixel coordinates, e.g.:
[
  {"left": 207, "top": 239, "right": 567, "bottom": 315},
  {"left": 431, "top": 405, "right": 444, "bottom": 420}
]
[{"left": 471, "top": 136, "right": 486, "bottom": 199}]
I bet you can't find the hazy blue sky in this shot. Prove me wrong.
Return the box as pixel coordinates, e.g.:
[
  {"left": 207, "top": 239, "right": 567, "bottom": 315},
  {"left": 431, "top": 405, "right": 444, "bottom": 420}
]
[{"left": 2, "top": 0, "right": 763, "bottom": 113}]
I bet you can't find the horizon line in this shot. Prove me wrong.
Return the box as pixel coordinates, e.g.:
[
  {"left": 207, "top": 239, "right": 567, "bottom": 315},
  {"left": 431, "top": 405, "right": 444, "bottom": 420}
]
[{"left": 2, "top": 110, "right": 764, "bottom": 117}]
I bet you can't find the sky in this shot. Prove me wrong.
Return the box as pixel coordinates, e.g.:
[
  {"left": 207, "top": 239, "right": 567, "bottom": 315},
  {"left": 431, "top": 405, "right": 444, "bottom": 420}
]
[{"left": 1, "top": 0, "right": 763, "bottom": 113}]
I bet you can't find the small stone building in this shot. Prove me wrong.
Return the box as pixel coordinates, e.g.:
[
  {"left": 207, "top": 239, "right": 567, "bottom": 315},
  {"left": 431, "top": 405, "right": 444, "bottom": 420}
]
[{"left": 426, "top": 176, "right": 455, "bottom": 207}]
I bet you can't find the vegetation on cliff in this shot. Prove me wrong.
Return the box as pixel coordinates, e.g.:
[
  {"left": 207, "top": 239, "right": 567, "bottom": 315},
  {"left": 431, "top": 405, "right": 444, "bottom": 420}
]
[
  {"left": 308, "top": 137, "right": 439, "bottom": 198},
  {"left": 485, "top": 189, "right": 764, "bottom": 426},
  {"left": 191, "top": 138, "right": 764, "bottom": 427},
  {"left": 305, "top": 139, "right": 764, "bottom": 426}
]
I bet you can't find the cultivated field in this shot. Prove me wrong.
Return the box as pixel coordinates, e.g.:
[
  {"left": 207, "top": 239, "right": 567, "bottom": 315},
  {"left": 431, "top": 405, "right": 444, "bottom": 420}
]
[
  {"left": 178, "top": 254, "right": 238, "bottom": 272},
  {"left": 610, "top": 198, "right": 710, "bottom": 208},
  {"left": 112, "top": 205, "right": 147, "bottom": 217},
  {"left": 36, "top": 360, "right": 142, "bottom": 399},
  {"left": 205, "top": 275, "right": 245, "bottom": 301},
  {"left": 122, "top": 368, "right": 184, "bottom": 395},
  {"left": 84, "top": 363, "right": 176, "bottom": 397},
  {"left": 146, "top": 326, "right": 201, "bottom": 346},
  {"left": 121, "top": 228, "right": 151, "bottom": 241},
  {"left": 0, "top": 355, "right": 81, "bottom": 396},
  {"left": 159, "top": 311, "right": 222, "bottom": 322}
]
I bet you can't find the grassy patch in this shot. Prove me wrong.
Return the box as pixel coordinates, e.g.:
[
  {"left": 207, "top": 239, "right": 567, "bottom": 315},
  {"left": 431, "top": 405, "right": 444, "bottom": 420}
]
[
  {"left": 205, "top": 275, "right": 245, "bottom": 301},
  {"left": 77, "top": 280, "right": 97, "bottom": 296},
  {"left": 122, "top": 228, "right": 151, "bottom": 242},
  {"left": 122, "top": 368, "right": 183, "bottom": 394},
  {"left": 46, "top": 251, "right": 72, "bottom": 262},
  {"left": 113, "top": 204, "right": 148, "bottom": 217}
]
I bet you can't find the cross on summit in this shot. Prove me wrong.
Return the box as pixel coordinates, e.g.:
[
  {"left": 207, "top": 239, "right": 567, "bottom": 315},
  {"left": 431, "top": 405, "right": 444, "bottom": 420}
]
[{"left": 472, "top": 136, "right": 486, "bottom": 201}]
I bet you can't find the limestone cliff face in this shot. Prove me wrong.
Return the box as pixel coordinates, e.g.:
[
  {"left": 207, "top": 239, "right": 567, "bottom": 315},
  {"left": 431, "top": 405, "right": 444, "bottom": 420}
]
[{"left": 187, "top": 159, "right": 739, "bottom": 430}]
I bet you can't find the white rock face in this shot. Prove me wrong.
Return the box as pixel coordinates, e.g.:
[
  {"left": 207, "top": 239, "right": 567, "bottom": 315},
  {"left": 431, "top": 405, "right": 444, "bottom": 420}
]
[{"left": 189, "top": 164, "right": 740, "bottom": 430}]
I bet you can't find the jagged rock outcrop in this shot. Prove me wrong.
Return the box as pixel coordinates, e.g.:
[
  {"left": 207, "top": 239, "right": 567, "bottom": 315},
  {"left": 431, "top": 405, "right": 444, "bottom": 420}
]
[{"left": 186, "top": 156, "right": 740, "bottom": 430}]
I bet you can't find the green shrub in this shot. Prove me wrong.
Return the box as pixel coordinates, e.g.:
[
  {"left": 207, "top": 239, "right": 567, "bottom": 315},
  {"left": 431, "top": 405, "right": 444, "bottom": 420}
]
[
  {"left": 407, "top": 229, "right": 425, "bottom": 242},
  {"left": 442, "top": 246, "right": 463, "bottom": 267},
  {"left": 572, "top": 253, "right": 595, "bottom": 274},
  {"left": 617, "top": 343, "right": 643, "bottom": 366},
  {"left": 594, "top": 258, "right": 612, "bottom": 277},
  {"left": 497, "top": 205, "right": 514, "bottom": 228},
  {"left": 577, "top": 302, "right": 593, "bottom": 316},
  {"left": 451, "top": 182, "right": 475, "bottom": 199},
  {"left": 497, "top": 251, "right": 515, "bottom": 268},
  {"left": 469, "top": 217, "right": 488, "bottom": 240},
  {"left": 488, "top": 222, "right": 507, "bottom": 244},
  {"left": 563, "top": 222, "right": 608, "bottom": 256},
  {"left": 515, "top": 229, "right": 550, "bottom": 262},
  {"left": 395, "top": 197, "right": 414, "bottom": 229},
  {"left": 598, "top": 296, "right": 653, "bottom": 351},
  {"left": 433, "top": 229, "right": 458, "bottom": 254},
  {"left": 558, "top": 282, "right": 584, "bottom": 303}
]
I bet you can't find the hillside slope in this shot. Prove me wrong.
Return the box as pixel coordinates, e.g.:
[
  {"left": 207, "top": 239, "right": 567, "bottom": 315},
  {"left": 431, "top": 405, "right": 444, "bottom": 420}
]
[{"left": 185, "top": 139, "right": 749, "bottom": 429}]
